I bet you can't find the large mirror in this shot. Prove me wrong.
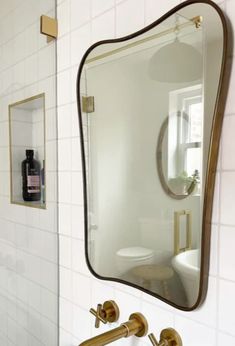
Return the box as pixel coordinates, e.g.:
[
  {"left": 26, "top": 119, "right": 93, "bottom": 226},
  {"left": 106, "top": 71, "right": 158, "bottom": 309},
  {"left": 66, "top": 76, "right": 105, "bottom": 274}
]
[{"left": 77, "top": 0, "right": 231, "bottom": 310}]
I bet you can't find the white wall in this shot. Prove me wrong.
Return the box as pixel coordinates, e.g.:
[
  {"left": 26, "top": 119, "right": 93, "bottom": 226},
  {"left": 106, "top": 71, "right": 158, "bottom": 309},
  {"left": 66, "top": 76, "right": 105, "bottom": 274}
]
[
  {"left": 85, "top": 47, "right": 201, "bottom": 278},
  {"left": 0, "top": 1, "right": 58, "bottom": 345},
  {"left": 57, "top": 0, "right": 235, "bottom": 345}
]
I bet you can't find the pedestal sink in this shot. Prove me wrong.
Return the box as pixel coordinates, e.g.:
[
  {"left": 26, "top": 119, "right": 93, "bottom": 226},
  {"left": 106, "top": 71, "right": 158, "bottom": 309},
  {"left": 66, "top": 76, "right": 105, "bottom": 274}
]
[{"left": 172, "top": 249, "right": 200, "bottom": 306}]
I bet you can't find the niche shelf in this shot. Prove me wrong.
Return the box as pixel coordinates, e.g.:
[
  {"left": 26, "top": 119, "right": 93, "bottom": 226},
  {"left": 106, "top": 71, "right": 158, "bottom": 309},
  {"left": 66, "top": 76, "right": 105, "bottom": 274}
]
[{"left": 9, "top": 94, "right": 46, "bottom": 209}]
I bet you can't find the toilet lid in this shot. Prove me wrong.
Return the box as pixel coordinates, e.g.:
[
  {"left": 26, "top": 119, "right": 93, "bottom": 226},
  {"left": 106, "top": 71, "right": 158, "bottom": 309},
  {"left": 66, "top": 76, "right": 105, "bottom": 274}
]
[{"left": 116, "top": 247, "right": 154, "bottom": 259}]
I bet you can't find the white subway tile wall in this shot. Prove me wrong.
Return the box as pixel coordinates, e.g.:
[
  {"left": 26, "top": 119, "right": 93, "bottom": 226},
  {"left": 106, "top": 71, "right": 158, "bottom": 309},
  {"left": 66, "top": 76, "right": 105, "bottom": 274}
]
[
  {"left": 0, "top": 0, "right": 58, "bottom": 345},
  {"left": 57, "top": 0, "right": 235, "bottom": 345}
]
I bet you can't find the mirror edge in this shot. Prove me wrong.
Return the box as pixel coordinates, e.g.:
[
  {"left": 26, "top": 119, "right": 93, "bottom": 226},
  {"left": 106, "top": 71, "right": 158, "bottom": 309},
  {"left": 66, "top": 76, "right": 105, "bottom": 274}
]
[{"left": 76, "top": 0, "right": 233, "bottom": 311}]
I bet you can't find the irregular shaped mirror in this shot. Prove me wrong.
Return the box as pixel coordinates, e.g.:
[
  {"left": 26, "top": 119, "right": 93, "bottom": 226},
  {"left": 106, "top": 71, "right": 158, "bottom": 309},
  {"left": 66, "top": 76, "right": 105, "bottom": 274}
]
[{"left": 77, "top": 0, "right": 231, "bottom": 310}]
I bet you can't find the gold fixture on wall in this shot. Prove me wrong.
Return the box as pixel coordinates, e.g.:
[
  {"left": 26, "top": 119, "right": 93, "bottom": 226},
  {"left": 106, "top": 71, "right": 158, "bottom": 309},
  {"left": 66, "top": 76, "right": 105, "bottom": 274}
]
[
  {"left": 148, "top": 328, "right": 182, "bottom": 346},
  {"left": 85, "top": 16, "right": 203, "bottom": 64},
  {"left": 40, "top": 15, "right": 58, "bottom": 42},
  {"left": 82, "top": 96, "right": 95, "bottom": 113},
  {"left": 79, "top": 312, "right": 148, "bottom": 345},
  {"left": 174, "top": 210, "right": 192, "bottom": 255},
  {"left": 90, "top": 300, "right": 120, "bottom": 328}
]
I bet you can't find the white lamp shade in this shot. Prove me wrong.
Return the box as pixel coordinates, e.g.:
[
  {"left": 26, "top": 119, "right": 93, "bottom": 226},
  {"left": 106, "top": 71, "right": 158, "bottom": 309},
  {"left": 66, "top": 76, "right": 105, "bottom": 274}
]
[{"left": 148, "top": 40, "right": 202, "bottom": 83}]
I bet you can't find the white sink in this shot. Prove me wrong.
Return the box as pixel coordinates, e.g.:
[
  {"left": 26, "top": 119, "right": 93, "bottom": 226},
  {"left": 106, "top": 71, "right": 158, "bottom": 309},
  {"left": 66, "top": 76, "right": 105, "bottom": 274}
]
[{"left": 172, "top": 249, "right": 200, "bottom": 306}]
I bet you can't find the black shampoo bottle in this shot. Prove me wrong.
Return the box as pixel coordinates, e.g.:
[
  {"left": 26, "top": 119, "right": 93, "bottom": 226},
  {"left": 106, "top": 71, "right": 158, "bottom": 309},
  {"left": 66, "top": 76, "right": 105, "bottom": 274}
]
[{"left": 22, "top": 149, "right": 41, "bottom": 202}]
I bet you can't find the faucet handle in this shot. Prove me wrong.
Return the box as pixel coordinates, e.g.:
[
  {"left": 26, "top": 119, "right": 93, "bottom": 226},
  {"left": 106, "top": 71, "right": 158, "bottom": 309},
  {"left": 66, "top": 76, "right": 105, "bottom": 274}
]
[
  {"left": 148, "top": 328, "right": 182, "bottom": 346},
  {"left": 90, "top": 304, "right": 107, "bottom": 328},
  {"left": 90, "top": 300, "right": 120, "bottom": 328},
  {"left": 148, "top": 333, "right": 160, "bottom": 346}
]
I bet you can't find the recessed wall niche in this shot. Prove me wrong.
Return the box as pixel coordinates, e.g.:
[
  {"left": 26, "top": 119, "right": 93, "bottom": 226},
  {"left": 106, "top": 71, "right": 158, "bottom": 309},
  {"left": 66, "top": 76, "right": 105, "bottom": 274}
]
[{"left": 9, "top": 93, "right": 46, "bottom": 209}]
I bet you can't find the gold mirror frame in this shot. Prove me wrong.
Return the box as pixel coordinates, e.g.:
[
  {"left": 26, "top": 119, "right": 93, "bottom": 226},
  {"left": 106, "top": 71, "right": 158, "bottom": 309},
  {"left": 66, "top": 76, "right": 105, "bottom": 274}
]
[{"left": 76, "top": 0, "right": 233, "bottom": 311}]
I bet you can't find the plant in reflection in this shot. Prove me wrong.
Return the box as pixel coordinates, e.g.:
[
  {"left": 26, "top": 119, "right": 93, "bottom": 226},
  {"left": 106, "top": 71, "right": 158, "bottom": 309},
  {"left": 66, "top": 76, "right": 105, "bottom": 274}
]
[{"left": 168, "top": 170, "right": 200, "bottom": 195}]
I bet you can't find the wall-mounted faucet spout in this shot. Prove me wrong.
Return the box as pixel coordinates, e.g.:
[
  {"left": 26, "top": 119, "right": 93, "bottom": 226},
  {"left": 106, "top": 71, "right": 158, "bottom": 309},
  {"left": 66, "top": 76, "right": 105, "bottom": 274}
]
[{"left": 79, "top": 312, "right": 148, "bottom": 346}]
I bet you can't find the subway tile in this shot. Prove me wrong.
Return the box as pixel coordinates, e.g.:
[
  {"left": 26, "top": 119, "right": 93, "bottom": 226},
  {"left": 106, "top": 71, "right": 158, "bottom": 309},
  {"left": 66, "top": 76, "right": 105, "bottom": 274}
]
[
  {"left": 60, "top": 298, "right": 73, "bottom": 332},
  {"left": 59, "top": 203, "right": 72, "bottom": 236},
  {"left": 116, "top": 0, "right": 145, "bottom": 37},
  {"left": 70, "top": 66, "right": 79, "bottom": 102},
  {"left": 40, "top": 259, "right": 58, "bottom": 292},
  {"left": 58, "top": 103, "right": 72, "bottom": 139},
  {"left": 91, "top": 8, "right": 115, "bottom": 42},
  {"left": 175, "top": 315, "right": 216, "bottom": 346},
  {"left": 72, "top": 272, "right": 91, "bottom": 309},
  {"left": 38, "top": 45, "right": 55, "bottom": 80},
  {"left": 71, "top": 23, "right": 91, "bottom": 66},
  {"left": 71, "top": 0, "right": 91, "bottom": 31},
  {"left": 71, "top": 137, "right": 82, "bottom": 171},
  {"left": 58, "top": 138, "right": 72, "bottom": 171},
  {"left": 221, "top": 115, "right": 235, "bottom": 170},
  {"left": 142, "top": 301, "right": 174, "bottom": 338},
  {"left": 72, "top": 239, "right": 90, "bottom": 275},
  {"left": 226, "top": 1, "right": 235, "bottom": 42},
  {"left": 218, "top": 279, "right": 235, "bottom": 336},
  {"left": 60, "top": 328, "right": 73, "bottom": 346},
  {"left": 210, "top": 225, "right": 218, "bottom": 277},
  {"left": 225, "top": 58, "right": 235, "bottom": 114},
  {"left": 39, "top": 202, "right": 57, "bottom": 232},
  {"left": 45, "top": 108, "right": 57, "bottom": 141},
  {"left": 91, "top": 0, "right": 115, "bottom": 17},
  {"left": 59, "top": 172, "right": 72, "bottom": 204},
  {"left": 57, "top": 35, "right": 71, "bottom": 72},
  {"left": 71, "top": 172, "right": 84, "bottom": 205},
  {"left": 60, "top": 266, "right": 73, "bottom": 301},
  {"left": 57, "top": 69, "right": 72, "bottom": 106},
  {"left": 219, "top": 226, "right": 235, "bottom": 281},
  {"left": 114, "top": 289, "right": 142, "bottom": 322},
  {"left": 58, "top": 0, "right": 70, "bottom": 37},
  {"left": 218, "top": 332, "right": 235, "bottom": 345},
  {"left": 178, "top": 276, "right": 217, "bottom": 328},
  {"left": 145, "top": 0, "right": 179, "bottom": 25},
  {"left": 220, "top": 172, "right": 235, "bottom": 225},
  {"left": 91, "top": 279, "right": 115, "bottom": 308},
  {"left": 212, "top": 173, "right": 220, "bottom": 224},
  {"left": 71, "top": 103, "right": 80, "bottom": 137},
  {"left": 72, "top": 304, "right": 92, "bottom": 340},
  {"left": 71, "top": 204, "right": 84, "bottom": 240},
  {"left": 41, "top": 289, "right": 58, "bottom": 323},
  {"left": 60, "top": 234, "right": 72, "bottom": 269}
]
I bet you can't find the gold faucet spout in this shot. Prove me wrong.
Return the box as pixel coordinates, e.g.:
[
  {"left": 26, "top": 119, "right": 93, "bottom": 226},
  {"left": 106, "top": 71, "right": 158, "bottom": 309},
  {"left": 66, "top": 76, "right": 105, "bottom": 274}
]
[{"left": 79, "top": 313, "right": 148, "bottom": 346}]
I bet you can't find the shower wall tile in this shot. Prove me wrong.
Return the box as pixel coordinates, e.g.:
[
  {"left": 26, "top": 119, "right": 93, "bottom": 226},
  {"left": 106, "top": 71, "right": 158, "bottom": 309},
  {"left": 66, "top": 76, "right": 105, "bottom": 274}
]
[
  {"left": 58, "top": 0, "right": 70, "bottom": 37},
  {"left": 91, "top": 9, "right": 115, "bottom": 42},
  {"left": 221, "top": 115, "right": 235, "bottom": 170},
  {"left": 0, "top": 0, "right": 58, "bottom": 345},
  {"left": 219, "top": 225, "right": 235, "bottom": 281},
  {"left": 71, "top": 0, "right": 91, "bottom": 31},
  {"left": 218, "top": 279, "right": 235, "bottom": 336},
  {"left": 116, "top": 0, "right": 145, "bottom": 37},
  {"left": 91, "top": 0, "right": 115, "bottom": 18},
  {"left": 57, "top": 0, "right": 235, "bottom": 346}
]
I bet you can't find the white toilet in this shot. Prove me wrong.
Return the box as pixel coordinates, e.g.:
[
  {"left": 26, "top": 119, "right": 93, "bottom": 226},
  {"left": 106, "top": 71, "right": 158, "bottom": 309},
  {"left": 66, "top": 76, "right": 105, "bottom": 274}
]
[{"left": 116, "top": 246, "right": 155, "bottom": 276}]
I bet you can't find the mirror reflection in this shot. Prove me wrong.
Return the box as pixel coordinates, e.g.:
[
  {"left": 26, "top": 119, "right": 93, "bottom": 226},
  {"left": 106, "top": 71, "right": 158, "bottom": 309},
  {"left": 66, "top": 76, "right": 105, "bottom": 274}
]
[{"left": 79, "top": 2, "right": 226, "bottom": 309}]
